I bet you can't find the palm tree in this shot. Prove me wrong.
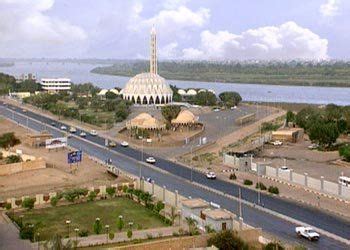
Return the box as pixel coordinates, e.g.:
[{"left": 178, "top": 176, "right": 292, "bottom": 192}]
[
  {"left": 185, "top": 217, "right": 198, "bottom": 235},
  {"left": 141, "top": 192, "right": 153, "bottom": 207},
  {"left": 169, "top": 207, "right": 179, "bottom": 225}
]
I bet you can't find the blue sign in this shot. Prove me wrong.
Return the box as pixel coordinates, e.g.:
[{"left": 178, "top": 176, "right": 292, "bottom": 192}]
[{"left": 68, "top": 150, "right": 82, "bottom": 164}]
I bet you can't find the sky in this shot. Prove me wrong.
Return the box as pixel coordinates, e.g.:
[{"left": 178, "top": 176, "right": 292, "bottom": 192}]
[{"left": 1, "top": 0, "right": 350, "bottom": 60}]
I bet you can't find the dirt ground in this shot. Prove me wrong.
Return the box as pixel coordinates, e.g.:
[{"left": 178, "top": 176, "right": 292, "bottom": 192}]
[
  {"left": 0, "top": 118, "right": 128, "bottom": 199},
  {"left": 256, "top": 139, "right": 350, "bottom": 182}
]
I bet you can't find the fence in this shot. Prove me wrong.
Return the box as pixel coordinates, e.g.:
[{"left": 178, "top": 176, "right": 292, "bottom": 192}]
[{"left": 263, "top": 166, "right": 350, "bottom": 200}]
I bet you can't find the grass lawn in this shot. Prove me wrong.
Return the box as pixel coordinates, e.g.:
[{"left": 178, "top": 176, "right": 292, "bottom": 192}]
[{"left": 16, "top": 197, "right": 168, "bottom": 240}]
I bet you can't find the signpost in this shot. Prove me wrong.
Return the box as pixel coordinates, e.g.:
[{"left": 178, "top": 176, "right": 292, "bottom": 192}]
[
  {"left": 68, "top": 150, "right": 83, "bottom": 164},
  {"left": 45, "top": 137, "right": 67, "bottom": 149}
]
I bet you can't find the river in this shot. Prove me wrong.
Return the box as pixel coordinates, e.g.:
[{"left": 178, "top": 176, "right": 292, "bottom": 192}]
[{"left": 1, "top": 61, "right": 349, "bottom": 105}]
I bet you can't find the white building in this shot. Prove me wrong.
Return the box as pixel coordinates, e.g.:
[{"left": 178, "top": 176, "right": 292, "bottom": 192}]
[
  {"left": 121, "top": 26, "right": 173, "bottom": 105},
  {"left": 40, "top": 78, "right": 71, "bottom": 92}
]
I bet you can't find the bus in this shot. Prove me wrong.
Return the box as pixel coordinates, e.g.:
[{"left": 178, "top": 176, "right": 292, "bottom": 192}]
[{"left": 338, "top": 176, "right": 350, "bottom": 187}]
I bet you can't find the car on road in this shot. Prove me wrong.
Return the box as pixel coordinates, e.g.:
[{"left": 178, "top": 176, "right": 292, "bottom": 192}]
[
  {"left": 108, "top": 141, "right": 117, "bottom": 147},
  {"left": 60, "top": 125, "right": 67, "bottom": 130},
  {"left": 90, "top": 130, "right": 98, "bottom": 136},
  {"left": 308, "top": 143, "right": 319, "bottom": 150},
  {"left": 80, "top": 132, "right": 87, "bottom": 137},
  {"left": 279, "top": 166, "right": 292, "bottom": 172},
  {"left": 146, "top": 177, "right": 153, "bottom": 183},
  {"left": 295, "top": 226, "right": 320, "bottom": 241},
  {"left": 146, "top": 157, "right": 156, "bottom": 164},
  {"left": 271, "top": 140, "right": 283, "bottom": 146},
  {"left": 51, "top": 122, "right": 56, "bottom": 127},
  {"left": 213, "top": 108, "right": 220, "bottom": 112},
  {"left": 230, "top": 106, "right": 237, "bottom": 110},
  {"left": 206, "top": 171, "right": 216, "bottom": 179},
  {"left": 69, "top": 127, "right": 77, "bottom": 133},
  {"left": 121, "top": 141, "right": 129, "bottom": 147}
]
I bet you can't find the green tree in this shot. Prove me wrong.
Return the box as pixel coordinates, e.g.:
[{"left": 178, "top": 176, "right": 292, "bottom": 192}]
[
  {"left": 127, "top": 229, "right": 133, "bottom": 239},
  {"left": 194, "top": 91, "right": 217, "bottom": 106},
  {"left": 105, "top": 91, "right": 118, "bottom": 99},
  {"left": 169, "top": 207, "right": 179, "bottom": 225},
  {"left": 218, "top": 91, "right": 242, "bottom": 107},
  {"left": 286, "top": 110, "right": 295, "bottom": 123},
  {"left": 106, "top": 187, "right": 116, "bottom": 198},
  {"left": 154, "top": 201, "right": 165, "bottom": 213},
  {"left": 5, "top": 155, "right": 22, "bottom": 164},
  {"left": 116, "top": 216, "right": 124, "bottom": 231},
  {"left": 264, "top": 242, "right": 285, "bottom": 250},
  {"left": 88, "top": 191, "right": 97, "bottom": 202},
  {"left": 161, "top": 105, "right": 181, "bottom": 123},
  {"left": 22, "top": 197, "right": 35, "bottom": 210},
  {"left": 185, "top": 217, "right": 198, "bottom": 236},
  {"left": 207, "top": 230, "right": 249, "bottom": 250},
  {"left": 0, "top": 132, "right": 21, "bottom": 149},
  {"left": 93, "top": 218, "right": 102, "bottom": 234},
  {"left": 115, "top": 101, "right": 130, "bottom": 122},
  {"left": 50, "top": 196, "right": 59, "bottom": 207},
  {"left": 339, "top": 144, "right": 350, "bottom": 162},
  {"left": 308, "top": 121, "right": 339, "bottom": 148}
]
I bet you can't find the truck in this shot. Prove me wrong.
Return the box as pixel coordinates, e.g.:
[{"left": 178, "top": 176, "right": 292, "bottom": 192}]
[{"left": 295, "top": 226, "right": 320, "bottom": 241}]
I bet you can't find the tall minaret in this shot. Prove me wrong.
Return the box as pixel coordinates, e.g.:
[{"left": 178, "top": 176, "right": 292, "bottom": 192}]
[{"left": 150, "top": 25, "right": 157, "bottom": 75}]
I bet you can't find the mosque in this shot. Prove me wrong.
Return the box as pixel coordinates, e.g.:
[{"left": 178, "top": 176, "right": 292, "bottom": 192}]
[{"left": 120, "top": 27, "right": 173, "bottom": 105}]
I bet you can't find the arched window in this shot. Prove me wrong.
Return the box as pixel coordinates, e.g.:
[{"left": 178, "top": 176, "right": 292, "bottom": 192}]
[
  {"left": 155, "top": 96, "right": 160, "bottom": 104},
  {"left": 149, "top": 96, "right": 154, "bottom": 104},
  {"left": 136, "top": 96, "right": 141, "bottom": 104},
  {"left": 142, "top": 96, "right": 148, "bottom": 105}
]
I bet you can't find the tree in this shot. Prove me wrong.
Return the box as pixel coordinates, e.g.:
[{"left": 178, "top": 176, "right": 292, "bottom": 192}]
[
  {"left": 286, "top": 110, "right": 295, "bottom": 123},
  {"left": 194, "top": 91, "right": 217, "bottom": 106},
  {"left": 88, "top": 191, "right": 97, "bottom": 202},
  {"left": 154, "top": 201, "right": 165, "bottom": 214},
  {"left": 50, "top": 196, "right": 59, "bottom": 207},
  {"left": 0, "top": 132, "right": 20, "bottom": 150},
  {"left": 339, "top": 144, "right": 350, "bottom": 162},
  {"left": 22, "top": 197, "right": 35, "bottom": 210},
  {"left": 308, "top": 121, "right": 339, "bottom": 148},
  {"left": 218, "top": 91, "right": 242, "bottom": 107},
  {"left": 207, "top": 230, "right": 249, "bottom": 250},
  {"left": 169, "top": 207, "right": 179, "bottom": 225},
  {"left": 93, "top": 218, "right": 102, "bottom": 234},
  {"left": 161, "top": 105, "right": 181, "bottom": 123},
  {"left": 106, "top": 187, "right": 116, "bottom": 198},
  {"left": 115, "top": 101, "right": 130, "bottom": 122},
  {"left": 140, "top": 192, "right": 153, "bottom": 207},
  {"left": 5, "top": 155, "right": 22, "bottom": 164},
  {"left": 185, "top": 217, "right": 198, "bottom": 236},
  {"left": 116, "top": 216, "right": 124, "bottom": 231},
  {"left": 105, "top": 91, "right": 118, "bottom": 99},
  {"left": 264, "top": 242, "right": 285, "bottom": 250}
]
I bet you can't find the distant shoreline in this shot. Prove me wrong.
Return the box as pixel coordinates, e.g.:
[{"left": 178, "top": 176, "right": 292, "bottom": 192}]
[{"left": 90, "top": 70, "right": 350, "bottom": 88}]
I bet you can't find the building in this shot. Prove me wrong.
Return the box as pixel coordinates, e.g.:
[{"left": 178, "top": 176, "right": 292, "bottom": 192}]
[
  {"left": 40, "top": 78, "right": 71, "bottom": 92},
  {"left": 126, "top": 113, "right": 166, "bottom": 131},
  {"left": 181, "top": 198, "right": 210, "bottom": 218},
  {"left": 271, "top": 128, "right": 304, "bottom": 143},
  {"left": 120, "top": 26, "right": 173, "bottom": 105},
  {"left": 171, "top": 110, "right": 198, "bottom": 125},
  {"left": 9, "top": 92, "right": 31, "bottom": 99},
  {"left": 200, "top": 208, "right": 236, "bottom": 231},
  {"left": 16, "top": 73, "right": 36, "bottom": 83}
]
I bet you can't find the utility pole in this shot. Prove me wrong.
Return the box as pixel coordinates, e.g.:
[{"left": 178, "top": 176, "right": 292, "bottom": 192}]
[
  {"left": 257, "top": 165, "right": 261, "bottom": 205},
  {"left": 239, "top": 187, "right": 242, "bottom": 218},
  {"left": 190, "top": 145, "right": 193, "bottom": 182}
]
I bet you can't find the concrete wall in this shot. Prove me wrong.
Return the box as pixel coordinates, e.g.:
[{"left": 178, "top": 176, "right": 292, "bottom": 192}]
[{"left": 0, "top": 158, "right": 46, "bottom": 176}]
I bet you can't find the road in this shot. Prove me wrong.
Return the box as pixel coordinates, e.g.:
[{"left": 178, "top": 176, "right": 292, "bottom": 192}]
[{"left": 0, "top": 102, "right": 349, "bottom": 249}]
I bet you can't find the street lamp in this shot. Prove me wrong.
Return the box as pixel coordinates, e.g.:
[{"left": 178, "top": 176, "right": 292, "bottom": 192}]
[
  {"left": 74, "top": 228, "right": 79, "bottom": 243},
  {"left": 190, "top": 145, "right": 193, "bottom": 182},
  {"left": 128, "top": 222, "right": 133, "bottom": 229},
  {"left": 105, "top": 225, "right": 110, "bottom": 243},
  {"left": 65, "top": 220, "right": 71, "bottom": 238},
  {"left": 36, "top": 232, "right": 40, "bottom": 250}
]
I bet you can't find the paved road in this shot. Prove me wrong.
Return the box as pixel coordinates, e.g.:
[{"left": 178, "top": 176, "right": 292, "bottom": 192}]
[{"left": 0, "top": 102, "right": 349, "bottom": 249}]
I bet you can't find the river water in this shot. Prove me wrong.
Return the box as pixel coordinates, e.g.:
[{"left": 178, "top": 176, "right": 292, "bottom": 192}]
[{"left": 1, "top": 62, "right": 349, "bottom": 105}]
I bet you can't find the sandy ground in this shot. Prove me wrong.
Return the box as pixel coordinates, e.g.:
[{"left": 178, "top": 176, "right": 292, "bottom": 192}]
[{"left": 0, "top": 118, "right": 128, "bottom": 199}]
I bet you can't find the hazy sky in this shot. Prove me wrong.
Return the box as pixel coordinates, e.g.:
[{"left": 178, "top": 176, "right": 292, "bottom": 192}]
[{"left": 1, "top": 0, "right": 350, "bottom": 60}]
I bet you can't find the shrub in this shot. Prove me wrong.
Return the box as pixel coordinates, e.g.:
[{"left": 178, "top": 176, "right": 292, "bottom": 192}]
[
  {"left": 261, "top": 122, "right": 280, "bottom": 132},
  {"left": 146, "top": 233, "right": 153, "bottom": 239},
  {"left": 106, "top": 187, "right": 116, "bottom": 198},
  {"left": 93, "top": 218, "right": 102, "bottom": 234},
  {"left": 243, "top": 179, "right": 253, "bottom": 186},
  {"left": 109, "top": 232, "right": 115, "bottom": 240},
  {"left": 116, "top": 216, "right": 124, "bottom": 231},
  {"left": 88, "top": 191, "right": 97, "bottom": 202},
  {"left": 127, "top": 229, "right": 133, "bottom": 239},
  {"left": 256, "top": 182, "right": 267, "bottom": 190},
  {"left": 207, "top": 230, "right": 249, "bottom": 250},
  {"left": 154, "top": 201, "right": 165, "bottom": 213},
  {"left": 79, "top": 230, "right": 89, "bottom": 237},
  {"left": 50, "top": 196, "right": 59, "bottom": 207},
  {"left": 268, "top": 186, "right": 279, "bottom": 195},
  {"left": 19, "top": 223, "right": 35, "bottom": 241},
  {"left": 229, "top": 173, "right": 237, "bottom": 180},
  {"left": 5, "top": 155, "right": 22, "bottom": 164},
  {"left": 339, "top": 144, "right": 350, "bottom": 162},
  {"left": 264, "top": 242, "right": 285, "bottom": 250},
  {"left": 22, "top": 197, "right": 35, "bottom": 210},
  {"left": 5, "top": 203, "right": 11, "bottom": 210}
]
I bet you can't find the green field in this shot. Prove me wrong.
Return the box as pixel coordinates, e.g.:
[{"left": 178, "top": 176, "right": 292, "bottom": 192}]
[{"left": 15, "top": 198, "right": 168, "bottom": 240}]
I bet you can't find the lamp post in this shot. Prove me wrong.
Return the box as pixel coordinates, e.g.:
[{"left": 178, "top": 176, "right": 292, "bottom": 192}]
[
  {"left": 65, "top": 220, "right": 71, "bottom": 238},
  {"left": 105, "top": 224, "right": 110, "bottom": 243},
  {"left": 257, "top": 165, "right": 261, "bottom": 205},
  {"left": 36, "top": 232, "right": 40, "bottom": 250},
  {"left": 190, "top": 145, "right": 193, "bottom": 182},
  {"left": 74, "top": 228, "right": 79, "bottom": 243}
]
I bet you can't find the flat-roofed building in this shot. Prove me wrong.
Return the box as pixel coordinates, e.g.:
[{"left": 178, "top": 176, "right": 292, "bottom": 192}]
[
  {"left": 181, "top": 198, "right": 210, "bottom": 218},
  {"left": 272, "top": 128, "right": 304, "bottom": 143},
  {"left": 201, "top": 208, "right": 236, "bottom": 231},
  {"left": 40, "top": 78, "right": 71, "bottom": 92}
]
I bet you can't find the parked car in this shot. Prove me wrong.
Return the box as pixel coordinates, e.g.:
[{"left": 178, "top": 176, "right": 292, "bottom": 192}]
[
  {"left": 308, "top": 143, "right": 319, "bottom": 150},
  {"left": 279, "top": 166, "right": 292, "bottom": 172},
  {"left": 230, "top": 106, "right": 237, "bottom": 110},
  {"left": 60, "top": 125, "right": 67, "bottom": 130},
  {"left": 90, "top": 130, "right": 98, "bottom": 136},
  {"left": 272, "top": 140, "right": 283, "bottom": 146},
  {"left": 80, "top": 132, "right": 87, "bottom": 137},
  {"left": 206, "top": 171, "right": 216, "bottom": 179},
  {"left": 213, "top": 108, "right": 220, "bottom": 112},
  {"left": 121, "top": 141, "right": 129, "bottom": 147},
  {"left": 69, "top": 127, "right": 77, "bottom": 133},
  {"left": 108, "top": 141, "right": 117, "bottom": 147},
  {"left": 146, "top": 157, "right": 156, "bottom": 164},
  {"left": 146, "top": 177, "right": 153, "bottom": 183},
  {"left": 51, "top": 122, "right": 56, "bottom": 127},
  {"left": 295, "top": 226, "right": 320, "bottom": 241}
]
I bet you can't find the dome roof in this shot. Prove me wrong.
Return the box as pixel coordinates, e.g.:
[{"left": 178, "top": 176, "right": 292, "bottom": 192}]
[
  {"left": 121, "top": 73, "right": 173, "bottom": 96},
  {"left": 178, "top": 89, "right": 187, "bottom": 95},
  {"left": 97, "top": 89, "right": 108, "bottom": 96},
  {"left": 126, "top": 112, "right": 165, "bottom": 130},
  {"left": 109, "top": 89, "right": 119, "bottom": 95},
  {"left": 187, "top": 89, "right": 197, "bottom": 96},
  {"left": 171, "top": 110, "right": 198, "bottom": 124}
]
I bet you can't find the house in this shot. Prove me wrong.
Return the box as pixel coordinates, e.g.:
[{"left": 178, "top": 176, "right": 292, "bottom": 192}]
[
  {"left": 272, "top": 128, "right": 304, "bottom": 143},
  {"left": 200, "top": 208, "right": 236, "bottom": 231},
  {"left": 181, "top": 198, "right": 209, "bottom": 218}
]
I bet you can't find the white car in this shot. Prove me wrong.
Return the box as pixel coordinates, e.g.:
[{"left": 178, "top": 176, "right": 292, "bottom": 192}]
[
  {"left": 80, "top": 132, "right": 87, "bottom": 137},
  {"left": 279, "top": 166, "right": 292, "bottom": 172},
  {"left": 308, "top": 144, "right": 318, "bottom": 150},
  {"left": 60, "top": 125, "right": 67, "bottom": 130},
  {"left": 121, "top": 141, "right": 129, "bottom": 147},
  {"left": 69, "top": 127, "right": 77, "bottom": 133},
  {"left": 213, "top": 108, "right": 220, "bottom": 112},
  {"left": 295, "top": 226, "right": 320, "bottom": 241},
  {"left": 230, "top": 106, "right": 237, "bottom": 110},
  {"left": 146, "top": 157, "right": 156, "bottom": 164},
  {"left": 90, "top": 130, "right": 98, "bottom": 136},
  {"left": 108, "top": 141, "right": 117, "bottom": 147},
  {"left": 206, "top": 171, "right": 216, "bottom": 179},
  {"left": 272, "top": 140, "right": 283, "bottom": 146}
]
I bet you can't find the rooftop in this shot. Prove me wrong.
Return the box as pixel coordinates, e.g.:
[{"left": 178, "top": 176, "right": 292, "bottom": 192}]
[
  {"left": 202, "top": 208, "right": 235, "bottom": 220},
  {"left": 182, "top": 198, "right": 209, "bottom": 209}
]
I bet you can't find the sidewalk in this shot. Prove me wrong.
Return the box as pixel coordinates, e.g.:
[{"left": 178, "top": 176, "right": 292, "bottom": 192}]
[{"left": 60, "top": 226, "right": 180, "bottom": 248}]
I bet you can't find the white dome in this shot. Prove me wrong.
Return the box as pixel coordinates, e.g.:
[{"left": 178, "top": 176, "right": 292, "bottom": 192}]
[
  {"left": 178, "top": 89, "right": 187, "bottom": 95},
  {"left": 187, "top": 89, "right": 197, "bottom": 96},
  {"left": 121, "top": 73, "right": 173, "bottom": 105},
  {"left": 109, "top": 88, "right": 119, "bottom": 95},
  {"left": 97, "top": 89, "right": 108, "bottom": 96},
  {"left": 198, "top": 89, "right": 206, "bottom": 93}
]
